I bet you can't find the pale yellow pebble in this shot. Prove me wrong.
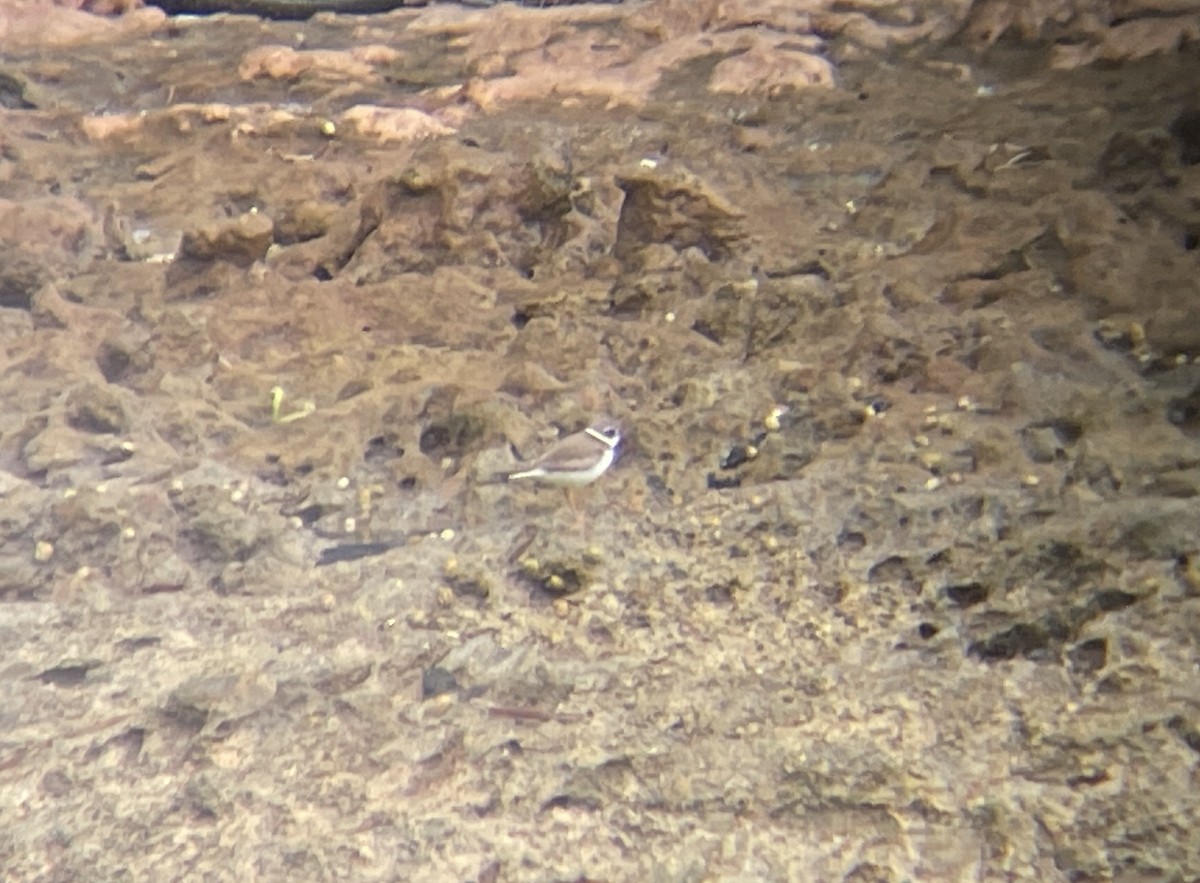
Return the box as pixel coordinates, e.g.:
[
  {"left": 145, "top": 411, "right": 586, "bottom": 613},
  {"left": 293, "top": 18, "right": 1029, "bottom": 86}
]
[
  {"left": 913, "top": 434, "right": 930, "bottom": 447},
  {"left": 1023, "top": 474, "right": 1040, "bottom": 487},
  {"left": 925, "top": 477, "right": 942, "bottom": 491},
  {"left": 436, "top": 586, "right": 454, "bottom": 606},
  {"left": 553, "top": 598, "right": 570, "bottom": 617},
  {"left": 320, "top": 593, "right": 336, "bottom": 610},
  {"left": 336, "top": 476, "right": 350, "bottom": 490},
  {"left": 440, "top": 528, "right": 456, "bottom": 541},
  {"left": 343, "top": 516, "right": 356, "bottom": 533},
  {"left": 121, "top": 526, "right": 136, "bottom": 540},
  {"left": 919, "top": 451, "right": 943, "bottom": 470},
  {"left": 34, "top": 541, "right": 54, "bottom": 562}
]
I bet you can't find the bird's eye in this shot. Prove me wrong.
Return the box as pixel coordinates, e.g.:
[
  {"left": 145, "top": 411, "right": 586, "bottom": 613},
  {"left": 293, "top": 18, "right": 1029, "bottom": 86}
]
[{"left": 601, "top": 426, "right": 620, "bottom": 440}]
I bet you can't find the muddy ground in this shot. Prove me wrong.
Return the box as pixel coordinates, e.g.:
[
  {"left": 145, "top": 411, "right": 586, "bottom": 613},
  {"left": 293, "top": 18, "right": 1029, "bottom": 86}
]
[{"left": 1, "top": 1, "right": 1200, "bottom": 881}]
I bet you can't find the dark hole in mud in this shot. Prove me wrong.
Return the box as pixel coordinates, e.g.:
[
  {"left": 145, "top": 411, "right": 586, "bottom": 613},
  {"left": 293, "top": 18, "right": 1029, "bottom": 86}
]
[
  {"left": 867, "top": 555, "right": 910, "bottom": 583},
  {"left": 705, "top": 582, "right": 737, "bottom": 605},
  {"left": 837, "top": 529, "right": 866, "bottom": 551},
  {"left": 96, "top": 342, "right": 133, "bottom": 383},
  {"left": 398, "top": 476, "right": 417, "bottom": 490},
  {"left": 336, "top": 380, "right": 372, "bottom": 402},
  {"left": 1166, "top": 716, "right": 1200, "bottom": 755},
  {"left": 66, "top": 404, "right": 123, "bottom": 435},
  {"left": 692, "top": 319, "right": 722, "bottom": 344},
  {"left": 1089, "top": 588, "right": 1138, "bottom": 612},
  {"left": 37, "top": 662, "right": 101, "bottom": 687},
  {"left": 943, "top": 582, "right": 989, "bottom": 607},
  {"left": 365, "top": 433, "right": 404, "bottom": 462},
  {"left": 1167, "top": 384, "right": 1200, "bottom": 428},
  {"left": 316, "top": 542, "right": 392, "bottom": 566},
  {"left": 917, "top": 622, "right": 939, "bottom": 639},
  {"left": 511, "top": 310, "right": 531, "bottom": 330},
  {"left": 0, "top": 281, "right": 35, "bottom": 309},
  {"left": 706, "top": 472, "right": 740, "bottom": 490},
  {"left": 541, "top": 793, "right": 601, "bottom": 813},
  {"left": 1170, "top": 108, "right": 1200, "bottom": 164},
  {"left": 1067, "top": 637, "right": 1108, "bottom": 675},
  {"left": 969, "top": 623, "right": 1051, "bottom": 661},
  {"left": 293, "top": 504, "right": 325, "bottom": 525},
  {"left": 418, "top": 415, "right": 483, "bottom": 457}
]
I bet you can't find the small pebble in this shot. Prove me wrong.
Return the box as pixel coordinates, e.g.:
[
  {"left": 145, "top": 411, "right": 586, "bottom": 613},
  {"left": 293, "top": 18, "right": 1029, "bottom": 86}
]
[
  {"left": 440, "top": 528, "right": 456, "bottom": 541},
  {"left": 925, "top": 477, "right": 942, "bottom": 491},
  {"left": 336, "top": 476, "right": 350, "bottom": 490},
  {"left": 343, "top": 516, "right": 356, "bottom": 533}
]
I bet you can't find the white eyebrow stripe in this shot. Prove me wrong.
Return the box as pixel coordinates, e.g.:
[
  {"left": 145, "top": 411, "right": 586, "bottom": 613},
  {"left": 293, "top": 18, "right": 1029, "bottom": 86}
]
[{"left": 584, "top": 427, "right": 620, "bottom": 448}]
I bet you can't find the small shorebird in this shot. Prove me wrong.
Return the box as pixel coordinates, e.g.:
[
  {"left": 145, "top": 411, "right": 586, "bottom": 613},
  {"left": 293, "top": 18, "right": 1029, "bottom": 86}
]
[{"left": 507, "top": 419, "right": 622, "bottom": 489}]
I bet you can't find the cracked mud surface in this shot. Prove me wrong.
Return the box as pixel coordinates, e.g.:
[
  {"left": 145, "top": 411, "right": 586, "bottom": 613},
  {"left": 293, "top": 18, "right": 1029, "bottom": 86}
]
[{"left": 2, "top": 3, "right": 1200, "bottom": 881}]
